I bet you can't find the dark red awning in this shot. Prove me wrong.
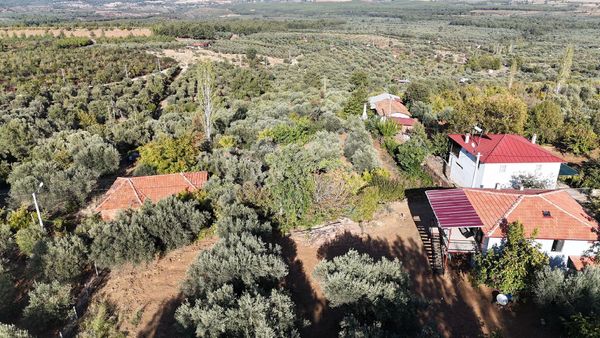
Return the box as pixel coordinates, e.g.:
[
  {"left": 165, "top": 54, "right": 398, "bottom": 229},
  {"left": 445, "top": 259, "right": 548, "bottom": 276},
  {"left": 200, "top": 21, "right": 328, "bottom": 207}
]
[{"left": 425, "top": 189, "right": 484, "bottom": 228}]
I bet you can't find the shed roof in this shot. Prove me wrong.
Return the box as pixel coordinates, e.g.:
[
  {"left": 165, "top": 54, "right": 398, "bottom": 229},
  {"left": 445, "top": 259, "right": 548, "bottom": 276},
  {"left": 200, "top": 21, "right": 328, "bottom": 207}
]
[{"left": 448, "top": 134, "right": 564, "bottom": 164}]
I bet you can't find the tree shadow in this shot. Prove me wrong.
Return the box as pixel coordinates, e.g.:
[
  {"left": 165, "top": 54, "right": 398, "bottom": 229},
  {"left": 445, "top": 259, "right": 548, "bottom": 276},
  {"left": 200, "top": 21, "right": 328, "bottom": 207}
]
[
  {"left": 274, "top": 233, "right": 341, "bottom": 337},
  {"left": 137, "top": 296, "right": 182, "bottom": 338},
  {"left": 392, "top": 235, "right": 487, "bottom": 337},
  {"left": 316, "top": 231, "right": 393, "bottom": 261}
]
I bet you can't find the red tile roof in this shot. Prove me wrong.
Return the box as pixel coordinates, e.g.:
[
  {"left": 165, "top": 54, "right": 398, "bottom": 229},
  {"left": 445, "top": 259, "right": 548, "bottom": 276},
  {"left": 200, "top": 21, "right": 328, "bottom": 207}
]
[
  {"left": 95, "top": 171, "right": 208, "bottom": 220},
  {"left": 463, "top": 189, "right": 598, "bottom": 240},
  {"left": 425, "top": 189, "right": 484, "bottom": 228},
  {"left": 390, "top": 117, "right": 417, "bottom": 127},
  {"left": 568, "top": 256, "right": 597, "bottom": 271},
  {"left": 448, "top": 134, "right": 564, "bottom": 164},
  {"left": 375, "top": 99, "right": 411, "bottom": 117}
]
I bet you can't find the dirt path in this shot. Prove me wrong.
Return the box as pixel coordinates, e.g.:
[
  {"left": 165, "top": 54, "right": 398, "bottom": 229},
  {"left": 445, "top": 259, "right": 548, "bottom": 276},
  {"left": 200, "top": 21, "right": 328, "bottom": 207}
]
[
  {"left": 92, "top": 237, "right": 217, "bottom": 337},
  {"left": 284, "top": 197, "right": 556, "bottom": 337}
]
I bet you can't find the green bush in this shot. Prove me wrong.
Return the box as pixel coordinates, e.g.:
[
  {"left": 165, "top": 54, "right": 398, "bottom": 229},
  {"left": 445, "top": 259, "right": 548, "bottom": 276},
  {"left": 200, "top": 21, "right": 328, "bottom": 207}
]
[
  {"left": 54, "top": 37, "right": 93, "bottom": 48},
  {"left": 23, "top": 281, "right": 73, "bottom": 332},
  {"left": 78, "top": 302, "right": 125, "bottom": 338},
  {"left": 41, "top": 234, "right": 88, "bottom": 283},
  {"left": 314, "top": 250, "right": 417, "bottom": 335},
  {"left": 182, "top": 232, "right": 287, "bottom": 299},
  {"left": 176, "top": 285, "right": 299, "bottom": 338},
  {"left": 136, "top": 134, "right": 200, "bottom": 174},
  {"left": 351, "top": 186, "right": 380, "bottom": 222},
  {"left": 475, "top": 221, "right": 548, "bottom": 294},
  {"left": 15, "top": 224, "right": 44, "bottom": 256},
  {"left": 91, "top": 197, "right": 210, "bottom": 268},
  {"left": 370, "top": 174, "right": 405, "bottom": 202},
  {"left": 0, "top": 324, "right": 31, "bottom": 338}
]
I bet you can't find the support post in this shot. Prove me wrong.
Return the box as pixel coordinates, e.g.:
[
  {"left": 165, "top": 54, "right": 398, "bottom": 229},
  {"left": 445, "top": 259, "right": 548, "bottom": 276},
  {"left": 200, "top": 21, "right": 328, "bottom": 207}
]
[{"left": 32, "top": 192, "right": 44, "bottom": 230}]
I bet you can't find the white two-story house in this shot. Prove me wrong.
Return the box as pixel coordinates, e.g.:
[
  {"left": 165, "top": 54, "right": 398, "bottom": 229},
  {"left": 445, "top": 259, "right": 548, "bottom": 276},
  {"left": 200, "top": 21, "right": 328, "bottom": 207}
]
[{"left": 447, "top": 133, "right": 564, "bottom": 189}]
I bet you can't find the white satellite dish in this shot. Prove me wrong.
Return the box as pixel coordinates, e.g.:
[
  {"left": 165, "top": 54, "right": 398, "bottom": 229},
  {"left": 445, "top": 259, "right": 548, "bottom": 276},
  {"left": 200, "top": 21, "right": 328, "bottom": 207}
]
[{"left": 496, "top": 293, "right": 509, "bottom": 306}]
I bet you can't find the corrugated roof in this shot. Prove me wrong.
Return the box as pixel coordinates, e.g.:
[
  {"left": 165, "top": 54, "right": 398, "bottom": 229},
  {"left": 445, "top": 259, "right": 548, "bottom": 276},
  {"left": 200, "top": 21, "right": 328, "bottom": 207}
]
[
  {"left": 425, "top": 189, "right": 484, "bottom": 228},
  {"left": 448, "top": 134, "right": 564, "bottom": 164},
  {"left": 95, "top": 171, "right": 208, "bottom": 220}
]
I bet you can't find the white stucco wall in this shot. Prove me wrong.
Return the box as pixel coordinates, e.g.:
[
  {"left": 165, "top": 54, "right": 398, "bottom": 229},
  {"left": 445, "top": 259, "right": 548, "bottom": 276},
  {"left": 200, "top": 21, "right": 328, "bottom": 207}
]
[
  {"left": 479, "top": 162, "right": 561, "bottom": 189},
  {"left": 448, "top": 148, "right": 561, "bottom": 188},
  {"left": 448, "top": 149, "right": 478, "bottom": 188},
  {"left": 482, "top": 237, "right": 595, "bottom": 265}
]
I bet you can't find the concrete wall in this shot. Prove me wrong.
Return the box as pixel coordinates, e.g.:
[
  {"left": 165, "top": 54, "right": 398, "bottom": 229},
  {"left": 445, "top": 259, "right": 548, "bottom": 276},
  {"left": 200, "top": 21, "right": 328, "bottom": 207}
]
[
  {"left": 448, "top": 148, "right": 561, "bottom": 188},
  {"left": 483, "top": 237, "right": 595, "bottom": 265}
]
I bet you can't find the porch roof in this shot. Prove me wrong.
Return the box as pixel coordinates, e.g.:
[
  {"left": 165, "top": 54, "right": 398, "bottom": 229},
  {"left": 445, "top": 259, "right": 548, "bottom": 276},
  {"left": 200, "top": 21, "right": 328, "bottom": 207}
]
[{"left": 425, "top": 189, "right": 484, "bottom": 228}]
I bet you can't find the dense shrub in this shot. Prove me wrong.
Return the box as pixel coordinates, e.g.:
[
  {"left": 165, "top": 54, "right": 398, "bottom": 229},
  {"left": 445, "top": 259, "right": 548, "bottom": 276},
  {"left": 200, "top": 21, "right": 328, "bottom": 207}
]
[
  {"left": 176, "top": 285, "right": 299, "bottom": 338},
  {"left": 343, "top": 123, "right": 379, "bottom": 174},
  {"left": 475, "top": 221, "right": 548, "bottom": 294},
  {"left": 136, "top": 134, "right": 200, "bottom": 174},
  {"left": 182, "top": 232, "right": 287, "bottom": 299},
  {"left": 41, "top": 234, "right": 88, "bottom": 283},
  {"left": 0, "top": 264, "right": 16, "bottom": 318},
  {"left": 351, "top": 186, "right": 380, "bottom": 222},
  {"left": 0, "top": 324, "right": 31, "bottom": 338},
  {"left": 54, "top": 37, "right": 93, "bottom": 48},
  {"left": 314, "top": 250, "right": 417, "bottom": 336},
  {"left": 215, "top": 203, "right": 272, "bottom": 237},
  {"left": 466, "top": 54, "right": 502, "bottom": 71},
  {"left": 91, "top": 197, "right": 210, "bottom": 268},
  {"left": 23, "top": 281, "right": 73, "bottom": 332},
  {"left": 78, "top": 302, "right": 125, "bottom": 338},
  {"left": 15, "top": 224, "right": 44, "bottom": 256}
]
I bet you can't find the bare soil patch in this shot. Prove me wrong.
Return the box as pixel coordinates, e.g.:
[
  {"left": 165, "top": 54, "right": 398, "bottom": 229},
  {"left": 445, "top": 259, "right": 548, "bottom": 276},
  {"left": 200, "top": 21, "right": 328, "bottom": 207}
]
[
  {"left": 152, "top": 48, "right": 284, "bottom": 74},
  {"left": 0, "top": 28, "right": 151, "bottom": 38},
  {"left": 92, "top": 237, "right": 217, "bottom": 337},
  {"left": 285, "top": 197, "right": 556, "bottom": 337}
]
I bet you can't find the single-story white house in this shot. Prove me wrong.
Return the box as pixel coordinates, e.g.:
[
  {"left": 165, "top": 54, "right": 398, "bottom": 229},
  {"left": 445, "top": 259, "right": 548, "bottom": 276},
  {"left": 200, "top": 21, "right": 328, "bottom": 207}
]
[
  {"left": 425, "top": 188, "right": 598, "bottom": 268},
  {"left": 446, "top": 133, "right": 565, "bottom": 189}
]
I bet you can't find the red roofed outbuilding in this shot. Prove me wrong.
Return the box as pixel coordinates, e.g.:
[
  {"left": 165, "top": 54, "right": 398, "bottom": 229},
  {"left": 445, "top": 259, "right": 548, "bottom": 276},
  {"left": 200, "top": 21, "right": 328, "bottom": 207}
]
[
  {"left": 95, "top": 171, "right": 208, "bottom": 220},
  {"left": 447, "top": 133, "right": 564, "bottom": 189}
]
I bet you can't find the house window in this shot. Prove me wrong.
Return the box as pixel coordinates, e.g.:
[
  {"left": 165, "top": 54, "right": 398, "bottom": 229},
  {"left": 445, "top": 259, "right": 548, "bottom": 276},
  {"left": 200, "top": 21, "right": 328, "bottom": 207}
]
[
  {"left": 499, "top": 165, "right": 507, "bottom": 173},
  {"left": 551, "top": 240, "right": 565, "bottom": 252}
]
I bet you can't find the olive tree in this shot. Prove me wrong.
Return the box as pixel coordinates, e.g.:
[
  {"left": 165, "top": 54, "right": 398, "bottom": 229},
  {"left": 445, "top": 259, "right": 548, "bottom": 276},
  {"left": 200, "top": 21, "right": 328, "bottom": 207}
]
[
  {"left": 176, "top": 285, "right": 299, "bottom": 338},
  {"left": 182, "top": 233, "right": 287, "bottom": 299},
  {"left": 23, "top": 281, "right": 73, "bottom": 332},
  {"left": 314, "top": 250, "right": 417, "bottom": 336}
]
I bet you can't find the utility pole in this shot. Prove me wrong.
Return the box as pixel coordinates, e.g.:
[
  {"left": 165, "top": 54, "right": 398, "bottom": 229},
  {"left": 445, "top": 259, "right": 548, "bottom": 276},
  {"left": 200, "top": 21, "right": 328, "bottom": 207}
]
[
  {"left": 32, "top": 182, "right": 44, "bottom": 230},
  {"left": 157, "top": 57, "right": 161, "bottom": 72},
  {"left": 124, "top": 64, "right": 129, "bottom": 79}
]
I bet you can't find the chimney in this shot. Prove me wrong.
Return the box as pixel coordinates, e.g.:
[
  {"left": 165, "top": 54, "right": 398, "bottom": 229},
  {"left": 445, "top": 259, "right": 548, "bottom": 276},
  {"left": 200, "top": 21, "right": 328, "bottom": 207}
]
[
  {"left": 465, "top": 133, "right": 470, "bottom": 143},
  {"left": 531, "top": 134, "right": 537, "bottom": 144}
]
